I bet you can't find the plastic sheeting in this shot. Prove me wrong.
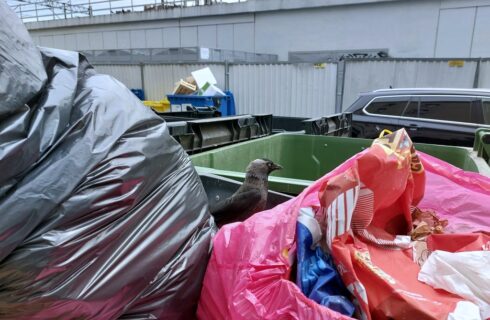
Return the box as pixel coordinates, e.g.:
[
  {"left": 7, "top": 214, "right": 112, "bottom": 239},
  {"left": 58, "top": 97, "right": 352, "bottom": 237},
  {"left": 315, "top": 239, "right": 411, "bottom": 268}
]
[
  {"left": 317, "top": 129, "right": 466, "bottom": 320},
  {"left": 0, "top": 0, "right": 47, "bottom": 118},
  {"left": 197, "top": 129, "right": 490, "bottom": 320},
  {"left": 0, "top": 3, "right": 214, "bottom": 319},
  {"left": 296, "top": 208, "right": 355, "bottom": 316},
  {"left": 417, "top": 152, "right": 490, "bottom": 234},
  {"left": 419, "top": 250, "right": 490, "bottom": 319}
]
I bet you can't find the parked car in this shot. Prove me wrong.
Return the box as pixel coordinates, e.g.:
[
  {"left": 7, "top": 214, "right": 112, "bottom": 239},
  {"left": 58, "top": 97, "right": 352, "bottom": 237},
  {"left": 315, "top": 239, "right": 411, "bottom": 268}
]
[{"left": 345, "top": 88, "right": 490, "bottom": 146}]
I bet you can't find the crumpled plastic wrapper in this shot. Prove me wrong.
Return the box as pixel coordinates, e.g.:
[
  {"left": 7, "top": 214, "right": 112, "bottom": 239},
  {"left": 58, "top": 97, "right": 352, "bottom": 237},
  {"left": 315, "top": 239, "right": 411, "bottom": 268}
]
[{"left": 411, "top": 207, "right": 448, "bottom": 241}]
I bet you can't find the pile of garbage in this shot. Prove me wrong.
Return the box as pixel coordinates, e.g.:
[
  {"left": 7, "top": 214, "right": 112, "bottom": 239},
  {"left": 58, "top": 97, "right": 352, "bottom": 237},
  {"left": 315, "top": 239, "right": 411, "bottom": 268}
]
[
  {"left": 168, "top": 67, "right": 235, "bottom": 115},
  {"left": 198, "top": 129, "right": 490, "bottom": 320},
  {"left": 2, "top": 0, "right": 489, "bottom": 318},
  {"left": 172, "top": 67, "right": 225, "bottom": 97},
  {"left": 0, "top": 2, "right": 214, "bottom": 318}
]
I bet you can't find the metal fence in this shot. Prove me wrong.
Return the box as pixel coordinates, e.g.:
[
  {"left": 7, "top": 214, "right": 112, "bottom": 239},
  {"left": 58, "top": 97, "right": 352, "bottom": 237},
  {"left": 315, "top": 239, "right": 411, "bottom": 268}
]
[
  {"left": 143, "top": 63, "right": 226, "bottom": 100},
  {"left": 93, "top": 62, "right": 338, "bottom": 117},
  {"left": 341, "top": 58, "right": 488, "bottom": 110},
  {"left": 82, "top": 48, "right": 277, "bottom": 64},
  {"left": 8, "top": 0, "right": 245, "bottom": 22},
  {"left": 229, "top": 63, "right": 337, "bottom": 117},
  {"left": 95, "top": 64, "right": 142, "bottom": 89},
  {"left": 478, "top": 61, "right": 490, "bottom": 88},
  {"left": 93, "top": 58, "right": 490, "bottom": 117}
]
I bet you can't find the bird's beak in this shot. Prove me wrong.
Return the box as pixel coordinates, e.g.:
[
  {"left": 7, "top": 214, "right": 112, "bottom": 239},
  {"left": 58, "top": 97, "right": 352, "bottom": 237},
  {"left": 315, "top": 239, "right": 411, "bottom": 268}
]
[{"left": 271, "top": 163, "right": 283, "bottom": 171}]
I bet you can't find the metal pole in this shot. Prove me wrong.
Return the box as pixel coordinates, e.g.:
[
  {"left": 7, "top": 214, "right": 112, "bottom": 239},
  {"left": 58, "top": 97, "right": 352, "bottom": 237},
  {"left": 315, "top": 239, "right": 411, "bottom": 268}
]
[
  {"left": 35, "top": 3, "right": 39, "bottom": 21},
  {"left": 473, "top": 58, "right": 481, "bottom": 88},
  {"left": 140, "top": 63, "right": 146, "bottom": 96},
  {"left": 225, "top": 60, "right": 230, "bottom": 91},
  {"left": 70, "top": 0, "right": 73, "bottom": 18},
  {"left": 335, "top": 60, "right": 346, "bottom": 113},
  {"left": 19, "top": 5, "right": 23, "bottom": 20}
]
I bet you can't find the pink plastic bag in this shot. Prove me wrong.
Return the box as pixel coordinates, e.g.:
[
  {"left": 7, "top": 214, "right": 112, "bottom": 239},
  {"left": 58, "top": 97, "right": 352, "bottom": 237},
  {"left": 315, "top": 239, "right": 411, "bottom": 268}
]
[
  {"left": 418, "top": 152, "right": 490, "bottom": 234},
  {"left": 197, "top": 160, "right": 357, "bottom": 320},
  {"left": 197, "top": 145, "right": 490, "bottom": 320}
]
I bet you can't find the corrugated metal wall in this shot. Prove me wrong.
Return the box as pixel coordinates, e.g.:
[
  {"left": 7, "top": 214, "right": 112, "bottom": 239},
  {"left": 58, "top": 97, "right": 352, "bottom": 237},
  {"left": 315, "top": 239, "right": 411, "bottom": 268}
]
[
  {"left": 229, "top": 63, "right": 337, "bottom": 117},
  {"left": 478, "top": 61, "right": 490, "bottom": 88},
  {"left": 94, "top": 59, "right": 490, "bottom": 117},
  {"left": 94, "top": 65, "right": 142, "bottom": 90},
  {"left": 143, "top": 64, "right": 225, "bottom": 100},
  {"left": 342, "top": 60, "right": 478, "bottom": 110}
]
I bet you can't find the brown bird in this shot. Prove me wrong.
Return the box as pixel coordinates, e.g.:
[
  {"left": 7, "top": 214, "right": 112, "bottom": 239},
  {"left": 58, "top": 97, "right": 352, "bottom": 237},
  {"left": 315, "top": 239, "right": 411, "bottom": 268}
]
[{"left": 210, "top": 158, "right": 282, "bottom": 227}]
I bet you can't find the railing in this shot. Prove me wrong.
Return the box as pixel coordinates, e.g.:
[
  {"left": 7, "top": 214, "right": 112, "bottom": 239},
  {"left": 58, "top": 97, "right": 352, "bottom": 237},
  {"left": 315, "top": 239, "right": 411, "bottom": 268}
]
[
  {"left": 82, "top": 47, "right": 278, "bottom": 64},
  {"left": 8, "top": 0, "right": 246, "bottom": 22}
]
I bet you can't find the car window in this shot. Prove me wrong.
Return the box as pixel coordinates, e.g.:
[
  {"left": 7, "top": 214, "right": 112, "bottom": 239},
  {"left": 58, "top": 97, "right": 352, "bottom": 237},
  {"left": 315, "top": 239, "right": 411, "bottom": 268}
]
[
  {"left": 418, "top": 99, "right": 472, "bottom": 123},
  {"left": 402, "top": 100, "right": 419, "bottom": 118},
  {"left": 482, "top": 99, "right": 490, "bottom": 124},
  {"left": 365, "top": 98, "right": 409, "bottom": 116}
]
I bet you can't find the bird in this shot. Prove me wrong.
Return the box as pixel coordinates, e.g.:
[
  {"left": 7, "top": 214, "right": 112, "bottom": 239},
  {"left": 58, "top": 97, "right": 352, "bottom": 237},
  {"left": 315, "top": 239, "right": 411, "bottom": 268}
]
[{"left": 210, "top": 158, "right": 282, "bottom": 227}]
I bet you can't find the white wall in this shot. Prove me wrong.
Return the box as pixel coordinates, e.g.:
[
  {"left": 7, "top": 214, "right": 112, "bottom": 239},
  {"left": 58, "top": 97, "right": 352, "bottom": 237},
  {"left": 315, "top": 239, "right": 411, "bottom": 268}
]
[
  {"left": 342, "top": 60, "right": 479, "bottom": 109},
  {"left": 95, "top": 65, "right": 143, "bottom": 89},
  {"left": 230, "top": 63, "right": 337, "bottom": 117},
  {"left": 254, "top": 1, "right": 441, "bottom": 60},
  {"left": 143, "top": 64, "right": 226, "bottom": 100},
  {"left": 27, "top": 0, "right": 490, "bottom": 61},
  {"left": 92, "top": 62, "right": 337, "bottom": 117},
  {"left": 30, "top": 14, "right": 256, "bottom": 53}
]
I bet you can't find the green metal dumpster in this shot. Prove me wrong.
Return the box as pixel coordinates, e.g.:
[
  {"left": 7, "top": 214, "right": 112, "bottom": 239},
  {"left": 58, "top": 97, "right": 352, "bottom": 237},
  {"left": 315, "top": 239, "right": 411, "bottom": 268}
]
[{"left": 191, "top": 133, "right": 490, "bottom": 195}]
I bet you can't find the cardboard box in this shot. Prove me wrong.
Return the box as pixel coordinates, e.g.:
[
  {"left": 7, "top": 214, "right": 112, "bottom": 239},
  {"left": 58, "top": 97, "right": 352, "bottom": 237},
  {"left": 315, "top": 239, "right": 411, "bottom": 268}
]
[
  {"left": 191, "top": 67, "right": 217, "bottom": 89},
  {"left": 172, "top": 79, "right": 196, "bottom": 95},
  {"left": 198, "top": 81, "right": 225, "bottom": 96}
]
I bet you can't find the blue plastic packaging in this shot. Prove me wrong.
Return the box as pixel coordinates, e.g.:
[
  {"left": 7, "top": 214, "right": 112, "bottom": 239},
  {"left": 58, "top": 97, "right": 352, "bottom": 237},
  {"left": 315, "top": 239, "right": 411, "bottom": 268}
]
[{"left": 296, "top": 207, "right": 355, "bottom": 317}]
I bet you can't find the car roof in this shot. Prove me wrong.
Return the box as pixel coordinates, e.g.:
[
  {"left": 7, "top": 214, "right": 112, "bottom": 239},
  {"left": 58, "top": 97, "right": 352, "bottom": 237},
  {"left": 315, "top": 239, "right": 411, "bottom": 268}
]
[{"left": 362, "top": 88, "right": 490, "bottom": 96}]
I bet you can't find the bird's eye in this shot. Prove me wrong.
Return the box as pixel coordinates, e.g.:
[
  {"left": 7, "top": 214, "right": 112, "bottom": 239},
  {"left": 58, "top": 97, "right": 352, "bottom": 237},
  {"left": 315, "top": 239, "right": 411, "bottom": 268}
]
[{"left": 268, "top": 163, "right": 272, "bottom": 167}]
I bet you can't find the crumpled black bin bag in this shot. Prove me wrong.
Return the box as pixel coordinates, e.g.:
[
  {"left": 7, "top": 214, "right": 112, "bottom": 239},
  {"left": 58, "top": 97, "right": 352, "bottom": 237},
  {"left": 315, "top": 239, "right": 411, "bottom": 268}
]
[{"left": 0, "top": 2, "right": 214, "bottom": 319}]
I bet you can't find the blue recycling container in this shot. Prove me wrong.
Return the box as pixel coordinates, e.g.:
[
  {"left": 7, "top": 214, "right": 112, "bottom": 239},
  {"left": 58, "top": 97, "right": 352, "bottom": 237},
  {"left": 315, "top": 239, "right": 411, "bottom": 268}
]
[
  {"left": 130, "top": 89, "right": 145, "bottom": 100},
  {"left": 167, "top": 91, "right": 236, "bottom": 116}
]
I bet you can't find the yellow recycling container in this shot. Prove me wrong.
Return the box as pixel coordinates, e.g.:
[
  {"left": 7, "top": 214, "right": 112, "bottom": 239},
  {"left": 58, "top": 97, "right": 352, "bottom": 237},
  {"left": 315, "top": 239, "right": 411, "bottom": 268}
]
[{"left": 143, "top": 98, "right": 170, "bottom": 113}]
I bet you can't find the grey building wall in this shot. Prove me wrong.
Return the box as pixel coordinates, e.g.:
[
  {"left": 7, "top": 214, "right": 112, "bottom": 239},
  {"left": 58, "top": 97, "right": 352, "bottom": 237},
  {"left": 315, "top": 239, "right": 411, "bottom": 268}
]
[{"left": 25, "top": 0, "right": 490, "bottom": 61}]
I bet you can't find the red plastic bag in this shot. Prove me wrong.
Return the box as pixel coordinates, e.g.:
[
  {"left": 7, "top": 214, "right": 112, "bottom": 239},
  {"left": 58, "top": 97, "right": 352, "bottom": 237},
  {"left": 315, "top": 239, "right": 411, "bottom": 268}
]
[
  {"left": 332, "top": 233, "right": 465, "bottom": 320},
  {"left": 197, "top": 174, "right": 355, "bottom": 320},
  {"left": 196, "top": 198, "right": 352, "bottom": 320},
  {"left": 197, "top": 129, "right": 490, "bottom": 320},
  {"left": 320, "top": 130, "right": 465, "bottom": 319},
  {"left": 426, "top": 233, "right": 490, "bottom": 252},
  {"left": 319, "top": 129, "right": 426, "bottom": 250}
]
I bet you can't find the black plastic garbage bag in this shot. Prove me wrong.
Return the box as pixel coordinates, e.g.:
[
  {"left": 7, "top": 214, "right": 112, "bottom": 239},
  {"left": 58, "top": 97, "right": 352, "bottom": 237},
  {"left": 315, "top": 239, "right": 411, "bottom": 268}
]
[
  {"left": 0, "top": 0, "right": 47, "bottom": 119},
  {"left": 0, "top": 2, "right": 214, "bottom": 319}
]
